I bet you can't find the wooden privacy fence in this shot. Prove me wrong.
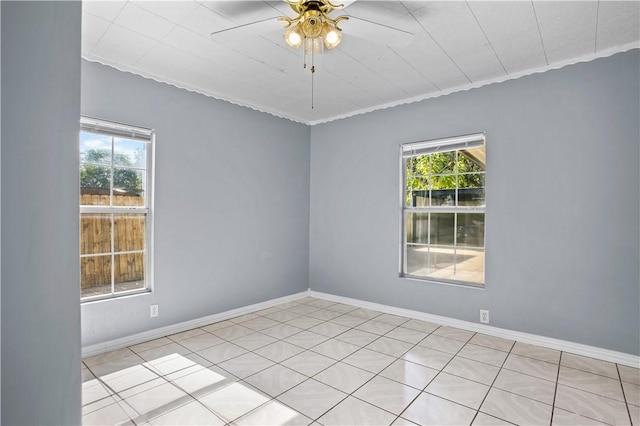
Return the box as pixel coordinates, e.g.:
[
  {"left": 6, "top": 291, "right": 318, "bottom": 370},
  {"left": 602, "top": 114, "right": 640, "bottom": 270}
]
[{"left": 80, "top": 194, "right": 145, "bottom": 289}]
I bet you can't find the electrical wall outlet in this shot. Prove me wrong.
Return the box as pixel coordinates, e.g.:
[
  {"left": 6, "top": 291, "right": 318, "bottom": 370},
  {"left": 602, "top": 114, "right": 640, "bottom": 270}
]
[
  {"left": 150, "top": 304, "right": 159, "bottom": 318},
  {"left": 480, "top": 309, "right": 489, "bottom": 324}
]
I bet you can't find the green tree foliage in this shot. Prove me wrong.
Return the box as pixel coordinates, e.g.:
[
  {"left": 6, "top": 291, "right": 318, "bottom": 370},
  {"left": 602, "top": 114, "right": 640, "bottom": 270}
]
[
  {"left": 80, "top": 149, "right": 142, "bottom": 195},
  {"left": 406, "top": 151, "right": 484, "bottom": 204},
  {"left": 407, "top": 152, "right": 484, "bottom": 189}
]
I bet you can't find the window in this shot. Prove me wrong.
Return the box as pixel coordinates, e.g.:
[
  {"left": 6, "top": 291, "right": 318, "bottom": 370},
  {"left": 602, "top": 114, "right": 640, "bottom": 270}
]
[
  {"left": 80, "top": 117, "right": 154, "bottom": 300},
  {"left": 400, "top": 133, "right": 486, "bottom": 286}
]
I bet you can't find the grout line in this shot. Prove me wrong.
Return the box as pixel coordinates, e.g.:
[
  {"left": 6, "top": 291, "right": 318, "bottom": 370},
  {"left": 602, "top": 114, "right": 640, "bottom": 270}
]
[
  {"left": 549, "top": 351, "right": 563, "bottom": 425},
  {"left": 617, "top": 363, "right": 635, "bottom": 426},
  {"left": 469, "top": 338, "right": 515, "bottom": 425}
]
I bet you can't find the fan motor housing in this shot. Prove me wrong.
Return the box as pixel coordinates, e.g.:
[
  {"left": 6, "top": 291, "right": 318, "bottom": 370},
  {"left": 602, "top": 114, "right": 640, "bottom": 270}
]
[{"left": 302, "top": 10, "right": 323, "bottom": 38}]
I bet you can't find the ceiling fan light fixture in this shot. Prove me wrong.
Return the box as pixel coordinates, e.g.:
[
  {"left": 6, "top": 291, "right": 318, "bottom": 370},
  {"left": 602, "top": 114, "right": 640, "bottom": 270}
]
[
  {"left": 302, "top": 10, "right": 324, "bottom": 39},
  {"left": 284, "top": 24, "right": 304, "bottom": 49},
  {"left": 277, "top": 0, "right": 350, "bottom": 108},
  {"left": 321, "top": 23, "right": 342, "bottom": 49},
  {"left": 304, "top": 37, "right": 324, "bottom": 56}
]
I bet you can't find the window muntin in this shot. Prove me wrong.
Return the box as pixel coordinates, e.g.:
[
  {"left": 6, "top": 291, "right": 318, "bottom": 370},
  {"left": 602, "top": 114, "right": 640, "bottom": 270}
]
[
  {"left": 80, "top": 117, "right": 153, "bottom": 300},
  {"left": 401, "top": 133, "right": 486, "bottom": 286}
]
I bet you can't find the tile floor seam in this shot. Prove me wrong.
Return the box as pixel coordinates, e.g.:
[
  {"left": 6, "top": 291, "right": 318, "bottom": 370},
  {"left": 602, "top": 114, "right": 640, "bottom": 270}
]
[
  {"left": 617, "top": 363, "right": 636, "bottom": 426},
  {"left": 560, "top": 360, "right": 629, "bottom": 382},
  {"left": 500, "top": 353, "right": 561, "bottom": 384},
  {"left": 396, "top": 328, "right": 478, "bottom": 424},
  {"left": 283, "top": 377, "right": 349, "bottom": 423},
  {"left": 556, "top": 366, "right": 629, "bottom": 405},
  {"left": 472, "top": 337, "right": 516, "bottom": 425},
  {"left": 549, "top": 351, "right": 563, "bottom": 426}
]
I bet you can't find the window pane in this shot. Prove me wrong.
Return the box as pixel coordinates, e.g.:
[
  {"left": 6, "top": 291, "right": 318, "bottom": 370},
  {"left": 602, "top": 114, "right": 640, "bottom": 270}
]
[
  {"left": 113, "top": 169, "right": 145, "bottom": 206},
  {"left": 431, "top": 152, "right": 456, "bottom": 174},
  {"left": 406, "top": 245, "right": 428, "bottom": 277},
  {"left": 458, "top": 174, "right": 485, "bottom": 206},
  {"left": 80, "top": 213, "right": 112, "bottom": 255},
  {"left": 430, "top": 213, "right": 455, "bottom": 246},
  {"left": 407, "top": 154, "right": 430, "bottom": 176},
  {"left": 81, "top": 255, "right": 112, "bottom": 298},
  {"left": 458, "top": 149, "right": 485, "bottom": 173},
  {"left": 412, "top": 190, "right": 430, "bottom": 207},
  {"left": 114, "top": 252, "right": 145, "bottom": 292},
  {"left": 114, "top": 138, "right": 147, "bottom": 168},
  {"left": 454, "top": 248, "right": 484, "bottom": 285},
  {"left": 80, "top": 164, "right": 111, "bottom": 205},
  {"left": 406, "top": 212, "right": 429, "bottom": 244},
  {"left": 80, "top": 132, "right": 111, "bottom": 165},
  {"left": 407, "top": 176, "right": 430, "bottom": 207},
  {"left": 430, "top": 187, "right": 455, "bottom": 206},
  {"left": 457, "top": 213, "right": 485, "bottom": 247},
  {"left": 114, "top": 214, "right": 146, "bottom": 252},
  {"left": 427, "top": 247, "right": 456, "bottom": 281}
]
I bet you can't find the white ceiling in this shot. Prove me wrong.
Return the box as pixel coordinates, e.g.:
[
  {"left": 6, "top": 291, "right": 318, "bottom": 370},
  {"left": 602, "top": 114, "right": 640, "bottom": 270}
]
[{"left": 82, "top": 0, "right": 640, "bottom": 125}]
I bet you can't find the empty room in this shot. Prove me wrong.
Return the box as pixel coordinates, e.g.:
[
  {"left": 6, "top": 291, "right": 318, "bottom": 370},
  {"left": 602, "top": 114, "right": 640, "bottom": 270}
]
[{"left": 1, "top": 0, "right": 639, "bottom": 425}]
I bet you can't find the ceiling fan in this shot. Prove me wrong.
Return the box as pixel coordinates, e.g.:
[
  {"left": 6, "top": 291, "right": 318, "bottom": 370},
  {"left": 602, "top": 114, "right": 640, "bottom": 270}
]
[
  {"left": 210, "top": 0, "right": 413, "bottom": 109},
  {"left": 210, "top": 0, "right": 414, "bottom": 69}
]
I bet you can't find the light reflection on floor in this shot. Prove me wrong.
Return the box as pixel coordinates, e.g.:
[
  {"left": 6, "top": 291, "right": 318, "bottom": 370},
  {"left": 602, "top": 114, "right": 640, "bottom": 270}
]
[{"left": 83, "top": 352, "right": 302, "bottom": 425}]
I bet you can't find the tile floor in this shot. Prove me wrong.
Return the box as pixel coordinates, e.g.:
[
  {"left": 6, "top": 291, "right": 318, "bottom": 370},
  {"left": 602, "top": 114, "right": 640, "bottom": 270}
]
[{"left": 82, "top": 297, "right": 640, "bottom": 425}]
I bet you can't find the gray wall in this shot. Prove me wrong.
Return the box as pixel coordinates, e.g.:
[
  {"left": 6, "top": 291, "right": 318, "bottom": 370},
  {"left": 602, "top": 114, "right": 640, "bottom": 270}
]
[
  {"left": 1, "top": 2, "right": 82, "bottom": 424},
  {"left": 81, "top": 61, "right": 310, "bottom": 347},
  {"left": 309, "top": 50, "right": 640, "bottom": 355}
]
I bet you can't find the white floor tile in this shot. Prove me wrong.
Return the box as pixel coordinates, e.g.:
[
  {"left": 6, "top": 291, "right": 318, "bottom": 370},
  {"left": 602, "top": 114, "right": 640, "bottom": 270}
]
[
  {"left": 148, "top": 400, "right": 224, "bottom": 425},
  {"left": 480, "top": 388, "right": 552, "bottom": 425},
  {"left": 443, "top": 355, "right": 500, "bottom": 385},
  {"left": 199, "top": 382, "right": 270, "bottom": 423},
  {"left": 281, "top": 350, "right": 336, "bottom": 376},
  {"left": 554, "top": 384, "right": 630, "bottom": 425},
  {"left": 218, "top": 352, "right": 275, "bottom": 379},
  {"left": 343, "top": 348, "right": 397, "bottom": 374},
  {"left": 318, "top": 396, "right": 397, "bottom": 425},
  {"left": 402, "top": 346, "right": 454, "bottom": 370},
  {"left": 233, "top": 400, "right": 312, "bottom": 426},
  {"left": 244, "top": 364, "right": 307, "bottom": 397},
  {"left": 425, "top": 372, "right": 489, "bottom": 410},
  {"left": 561, "top": 353, "right": 619, "bottom": 379},
  {"left": 380, "top": 358, "right": 439, "bottom": 390},
  {"left": 82, "top": 401, "right": 132, "bottom": 425},
  {"left": 277, "top": 379, "right": 348, "bottom": 420},
  {"left": 82, "top": 298, "right": 636, "bottom": 426},
  {"left": 354, "top": 375, "right": 421, "bottom": 415},
  {"left": 402, "top": 392, "right": 477, "bottom": 425},
  {"left": 314, "top": 362, "right": 375, "bottom": 394},
  {"left": 123, "top": 382, "right": 190, "bottom": 416},
  {"left": 493, "top": 368, "right": 556, "bottom": 405}
]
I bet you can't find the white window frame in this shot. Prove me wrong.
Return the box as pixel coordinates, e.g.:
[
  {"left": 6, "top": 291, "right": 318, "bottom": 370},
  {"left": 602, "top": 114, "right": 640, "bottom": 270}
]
[
  {"left": 399, "top": 132, "right": 486, "bottom": 287},
  {"left": 80, "top": 116, "right": 155, "bottom": 302}
]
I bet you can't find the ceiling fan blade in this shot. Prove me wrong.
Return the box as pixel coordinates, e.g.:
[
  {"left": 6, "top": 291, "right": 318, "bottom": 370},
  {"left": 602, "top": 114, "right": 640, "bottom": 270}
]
[
  {"left": 210, "top": 17, "right": 284, "bottom": 41},
  {"left": 342, "top": 15, "right": 413, "bottom": 48}
]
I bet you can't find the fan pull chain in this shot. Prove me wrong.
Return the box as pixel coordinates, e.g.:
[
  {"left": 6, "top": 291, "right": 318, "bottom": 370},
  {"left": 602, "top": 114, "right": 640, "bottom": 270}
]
[{"left": 311, "top": 45, "right": 315, "bottom": 109}]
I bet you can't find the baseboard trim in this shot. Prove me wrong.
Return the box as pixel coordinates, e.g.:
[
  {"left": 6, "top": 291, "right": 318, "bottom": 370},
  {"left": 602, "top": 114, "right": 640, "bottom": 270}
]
[
  {"left": 82, "top": 291, "right": 309, "bottom": 358},
  {"left": 82, "top": 288, "right": 639, "bottom": 368},
  {"left": 309, "top": 291, "right": 640, "bottom": 368}
]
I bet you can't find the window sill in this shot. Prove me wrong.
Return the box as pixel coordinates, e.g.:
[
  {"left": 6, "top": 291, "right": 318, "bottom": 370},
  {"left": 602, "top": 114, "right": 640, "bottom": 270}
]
[
  {"left": 81, "top": 288, "right": 152, "bottom": 305},
  {"left": 399, "top": 273, "right": 485, "bottom": 290}
]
